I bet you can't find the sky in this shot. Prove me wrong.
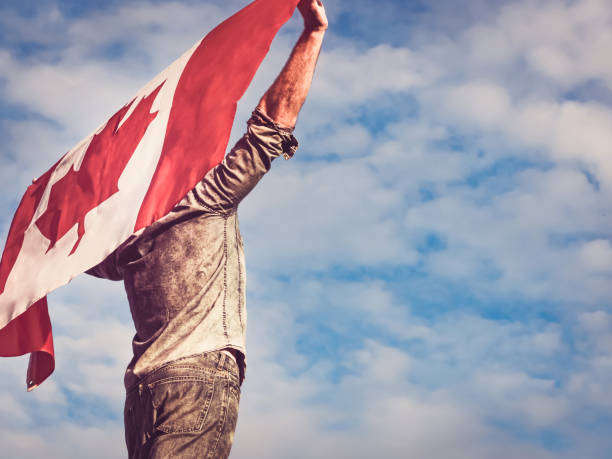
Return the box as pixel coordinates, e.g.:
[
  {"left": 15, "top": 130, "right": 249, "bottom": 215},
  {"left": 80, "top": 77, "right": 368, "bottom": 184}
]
[{"left": 1, "top": 0, "right": 612, "bottom": 457}]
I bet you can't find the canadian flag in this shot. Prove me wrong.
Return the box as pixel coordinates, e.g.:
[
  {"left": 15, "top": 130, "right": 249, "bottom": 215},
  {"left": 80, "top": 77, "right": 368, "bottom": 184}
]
[{"left": 0, "top": 0, "right": 300, "bottom": 390}]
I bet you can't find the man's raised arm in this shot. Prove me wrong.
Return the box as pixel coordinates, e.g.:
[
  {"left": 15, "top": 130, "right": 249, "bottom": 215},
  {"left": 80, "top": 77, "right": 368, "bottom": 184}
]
[{"left": 257, "top": 0, "right": 328, "bottom": 128}]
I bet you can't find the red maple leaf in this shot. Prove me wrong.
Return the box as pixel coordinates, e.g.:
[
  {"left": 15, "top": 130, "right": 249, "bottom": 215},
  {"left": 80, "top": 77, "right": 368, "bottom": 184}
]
[{"left": 35, "top": 81, "right": 165, "bottom": 255}]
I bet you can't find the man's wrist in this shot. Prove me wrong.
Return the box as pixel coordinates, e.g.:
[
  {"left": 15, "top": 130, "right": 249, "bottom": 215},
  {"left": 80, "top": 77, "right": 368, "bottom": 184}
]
[
  {"left": 301, "top": 27, "right": 327, "bottom": 41},
  {"left": 303, "top": 26, "right": 327, "bottom": 35},
  {"left": 303, "top": 20, "right": 328, "bottom": 32}
]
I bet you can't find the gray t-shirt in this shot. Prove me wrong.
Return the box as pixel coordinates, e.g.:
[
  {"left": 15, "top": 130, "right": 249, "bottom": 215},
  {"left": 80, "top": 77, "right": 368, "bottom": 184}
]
[{"left": 87, "top": 109, "right": 298, "bottom": 389}]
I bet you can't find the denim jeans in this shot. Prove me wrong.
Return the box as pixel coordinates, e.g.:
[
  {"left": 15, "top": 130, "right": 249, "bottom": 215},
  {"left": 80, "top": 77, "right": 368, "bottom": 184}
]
[{"left": 124, "top": 351, "right": 241, "bottom": 458}]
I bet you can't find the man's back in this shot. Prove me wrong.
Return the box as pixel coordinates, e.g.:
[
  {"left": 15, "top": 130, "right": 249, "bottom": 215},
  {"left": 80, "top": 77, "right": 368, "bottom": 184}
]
[{"left": 88, "top": 110, "right": 298, "bottom": 389}]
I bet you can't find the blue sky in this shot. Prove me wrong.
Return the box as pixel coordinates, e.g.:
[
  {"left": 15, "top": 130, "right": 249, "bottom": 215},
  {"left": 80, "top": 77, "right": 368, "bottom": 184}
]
[{"left": 2, "top": 0, "right": 612, "bottom": 457}]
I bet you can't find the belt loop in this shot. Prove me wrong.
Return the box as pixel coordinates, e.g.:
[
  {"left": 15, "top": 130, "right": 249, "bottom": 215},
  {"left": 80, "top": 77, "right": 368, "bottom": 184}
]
[{"left": 217, "top": 351, "right": 226, "bottom": 370}]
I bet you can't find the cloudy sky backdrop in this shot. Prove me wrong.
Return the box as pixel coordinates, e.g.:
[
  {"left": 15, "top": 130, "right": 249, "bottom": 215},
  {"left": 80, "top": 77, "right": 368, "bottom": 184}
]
[{"left": 1, "top": 0, "right": 612, "bottom": 457}]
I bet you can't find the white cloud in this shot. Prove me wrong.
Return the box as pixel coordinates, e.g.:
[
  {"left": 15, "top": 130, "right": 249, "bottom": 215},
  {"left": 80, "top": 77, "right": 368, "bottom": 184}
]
[
  {"left": 312, "top": 43, "right": 432, "bottom": 109},
  {"left": 241, "top": 159, "right": 419, "bottom": 270},
  {"left": 527, "top": 45, "right": 573, "bottom": 82},
  {"left": 233, "top": 309, "right": 569, "bottom": 459},
  {"left": 578, "top": 310, "right": 611, "bottom": 334},
  {"left": 443, "top": 81, "right": 512, "bottom": 127},
  {"left": 0, "top": 423, "right": 126, "bottom": 459},
  {"left": 579, "top": 239, "right": 612, "bottom": 273}
]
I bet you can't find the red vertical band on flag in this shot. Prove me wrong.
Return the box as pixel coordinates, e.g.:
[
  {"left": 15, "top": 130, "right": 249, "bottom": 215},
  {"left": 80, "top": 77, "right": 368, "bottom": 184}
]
[
  {"left": 0, "top": 297, "right": 54, "bottom": 390},
  {"left": 136, "top": 0, "right": 301, "bottom": 229}
]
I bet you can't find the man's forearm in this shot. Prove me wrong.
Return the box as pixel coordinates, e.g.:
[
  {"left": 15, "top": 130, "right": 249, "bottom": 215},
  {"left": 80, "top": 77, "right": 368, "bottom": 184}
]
[{"left": 257, "top": 16, "right": 326, "bottom": 127}]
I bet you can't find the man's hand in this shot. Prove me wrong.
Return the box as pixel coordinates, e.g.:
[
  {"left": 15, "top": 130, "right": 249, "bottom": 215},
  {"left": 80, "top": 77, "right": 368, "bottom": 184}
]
[{"left": 298, "top": 0, "right": 328, "bottom": 32}]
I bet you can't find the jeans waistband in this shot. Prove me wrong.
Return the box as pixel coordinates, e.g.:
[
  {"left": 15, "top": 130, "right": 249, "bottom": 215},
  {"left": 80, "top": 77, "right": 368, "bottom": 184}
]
[{"left": 127, "top": 350, "right": 239, "bottom": 394}]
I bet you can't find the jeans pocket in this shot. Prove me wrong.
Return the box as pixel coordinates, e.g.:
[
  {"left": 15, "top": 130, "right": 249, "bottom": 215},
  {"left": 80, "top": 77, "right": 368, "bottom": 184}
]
[{"left": 147, "top": 376, "right": 214, "bottom": 434}]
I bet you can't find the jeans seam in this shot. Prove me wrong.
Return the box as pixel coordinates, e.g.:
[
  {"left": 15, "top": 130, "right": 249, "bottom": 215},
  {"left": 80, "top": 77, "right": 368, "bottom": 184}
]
[
  {"left": 147, "top": 374, "right": 209, "bottom": 389},
  {"left": 234, "top": 218, "right": 244, "bottom": 334},
  {"left": 222, "top": 217, "right": 229, "bottom": 339},
  {"left": 206, "top": 374, "right": 229, "bottom": 459}
]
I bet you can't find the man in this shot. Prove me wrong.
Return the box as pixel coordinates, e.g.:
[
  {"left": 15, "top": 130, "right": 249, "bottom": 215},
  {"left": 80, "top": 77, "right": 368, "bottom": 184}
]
[{"left": 86, "top": 0, "right": 327, "bottom": 457}]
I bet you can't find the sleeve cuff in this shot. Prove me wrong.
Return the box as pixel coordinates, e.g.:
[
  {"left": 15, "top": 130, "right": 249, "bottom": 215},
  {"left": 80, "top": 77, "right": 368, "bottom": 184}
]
[{"left": 249, "top": 108, "right": 299, "bottom": 160}]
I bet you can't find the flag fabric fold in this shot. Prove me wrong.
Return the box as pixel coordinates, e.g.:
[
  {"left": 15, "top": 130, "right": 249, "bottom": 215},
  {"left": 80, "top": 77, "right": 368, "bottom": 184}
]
[{"left": 0, "top": 0, "right": 300, "bottom": 390}]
